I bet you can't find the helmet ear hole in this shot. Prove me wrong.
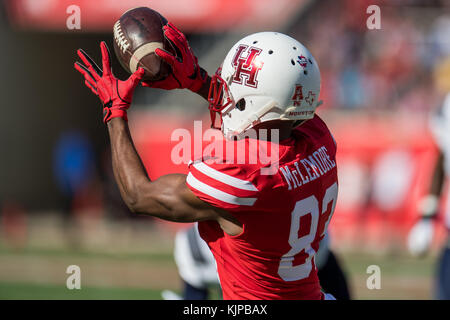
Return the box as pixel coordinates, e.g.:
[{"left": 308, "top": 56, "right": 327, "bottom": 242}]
[{"left": 236, "top": 99, "right": 246, "bottom": 111}]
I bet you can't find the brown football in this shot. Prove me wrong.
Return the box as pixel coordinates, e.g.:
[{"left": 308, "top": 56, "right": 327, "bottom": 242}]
[{"left": 112, "top": 7, "right": 173, "bottom": 81}]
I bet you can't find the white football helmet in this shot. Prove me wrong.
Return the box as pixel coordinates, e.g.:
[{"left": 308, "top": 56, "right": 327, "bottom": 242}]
[{"left": 208, "top": 32, "right": 321, "bottom": 139}]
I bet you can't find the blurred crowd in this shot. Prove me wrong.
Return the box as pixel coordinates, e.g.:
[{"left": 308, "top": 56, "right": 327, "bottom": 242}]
[
  {"left": 3, "top": 0, "right": 450, "bottom": 251},
  {"left": 291, "top": 0, "right": 450, "bottom": 112}
]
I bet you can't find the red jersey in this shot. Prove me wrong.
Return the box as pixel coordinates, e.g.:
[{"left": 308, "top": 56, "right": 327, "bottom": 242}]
[{"left": 186, "top": 115, "right": 338, "bottom": 300}]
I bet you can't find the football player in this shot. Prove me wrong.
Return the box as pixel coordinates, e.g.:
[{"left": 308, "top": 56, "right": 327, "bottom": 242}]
[
  {"left": 408, "top": 92, "right": 450, "bottom": 300},
  {"left": 163, "top": 224, "right": 350, "bottom": 300},
  {"left": 74, "top": 23, "right": 338, "bottom": 300},
  {"left": 162, "top": 223, "right": 220, "bottom": 300}
]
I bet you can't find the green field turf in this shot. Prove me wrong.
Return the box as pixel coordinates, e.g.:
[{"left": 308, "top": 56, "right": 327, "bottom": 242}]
[
  {"left": 337, "top": 250, "right": 436, "bottom": 299},
  {"left": 0, "top": 282, "right": 165, "bottom": 300},
  {"left": 0, "top": 218, "right": 439, "bottom": 300},
  {"left": 0, "top": 245, "right": 437, "bottom": 300}
]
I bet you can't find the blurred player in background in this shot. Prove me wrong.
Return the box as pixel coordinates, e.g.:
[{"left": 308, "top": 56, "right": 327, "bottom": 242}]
[
  {"left": 163, "top": 224, "right": 350, "bottom": 300},
  {"left": 52, "top": 130, "right": 101, "bottom": 248},
  {"left": 408, "top": 58, "right": 450, "bottom": 300},
  {"left": 162, "top": 224, "right": 221, "bottom": 300},
  {"left": 315, "top": 233, "right": 351, "bottom": 300},
  {"left": 75, "top": 22, "right": 338, "bottom": 299}
]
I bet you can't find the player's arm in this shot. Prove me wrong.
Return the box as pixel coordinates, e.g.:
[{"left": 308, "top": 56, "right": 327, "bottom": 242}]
[
  {"left": 74, "top": 42, "right": 240, "bottom": 231},
  {"left": 106, "top": 117, "right": 233, "bottom": 224},
  {"left": 194, "top": 76, "right": 212, "bottom": 101},
  {"left": 418, "top": 150, "right": 445, "bottom": 218},
  {"left": 408, "top": 150, "right": 444, "bottom": 256},
  {"left": 107, "top": 117, "right": 241, "bottom": 230}
]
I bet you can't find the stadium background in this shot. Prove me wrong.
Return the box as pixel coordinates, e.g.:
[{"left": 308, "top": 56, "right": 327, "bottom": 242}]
[{"left": 0, "top": 0, "right": 449, "bottom": 299}]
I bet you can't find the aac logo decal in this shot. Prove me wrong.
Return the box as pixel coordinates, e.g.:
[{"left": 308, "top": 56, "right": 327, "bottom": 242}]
[
  {"left": 292, "top": 87, "right": 316, "bottom": 107},
  {"left": 232, "top": 45, "right": 263, "bottom": 88}
]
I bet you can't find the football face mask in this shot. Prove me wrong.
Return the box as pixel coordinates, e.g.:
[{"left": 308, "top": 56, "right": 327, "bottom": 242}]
[{"left": 208, "top": 67, "right": 234, "bottom": 130}]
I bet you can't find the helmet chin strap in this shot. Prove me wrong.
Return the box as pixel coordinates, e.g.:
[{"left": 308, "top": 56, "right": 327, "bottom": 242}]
[
  {"left": 223, "top": 99, "right": 323, "bottom": 138},
  {"left": 280, "top": 100, "right": 323, "bottom": 121}
]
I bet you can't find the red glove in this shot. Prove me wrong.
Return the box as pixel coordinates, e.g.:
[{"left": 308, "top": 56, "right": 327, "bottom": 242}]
[
  {"left": 74, "top": 41, "right": 145, "bottom": 123},
  {"left": 142, "top": 22, "right": 207, "bottom": 92}
]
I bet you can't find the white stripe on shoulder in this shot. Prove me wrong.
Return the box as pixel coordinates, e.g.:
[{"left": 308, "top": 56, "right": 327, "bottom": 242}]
[
  {"left": 192, "top": 162, "right": 258, "bottom": 191},
  {"left": 187, "top": 173, "right": 257, "bottom": 206}
]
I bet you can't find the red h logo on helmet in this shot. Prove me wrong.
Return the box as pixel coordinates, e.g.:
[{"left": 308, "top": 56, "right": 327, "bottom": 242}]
[{"left": 232, "top": 45, "right": 263, "bottom": 88}]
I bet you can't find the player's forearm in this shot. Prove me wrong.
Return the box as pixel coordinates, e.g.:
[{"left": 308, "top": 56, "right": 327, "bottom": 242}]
[
  {"left": 107, "top": 118, "right": 152, "bottom": 210},
  {"left": 429, "top": 151, "right": 445, "bottom": 197},
  {"left": 419, "top": 151, "right": 445, "bottom": 219},
  {"left": 195, "top": 75, "right": 212, "bottom": 102},
  {"left": 106, "top": 118, "right": 218, "bottom": 222}
]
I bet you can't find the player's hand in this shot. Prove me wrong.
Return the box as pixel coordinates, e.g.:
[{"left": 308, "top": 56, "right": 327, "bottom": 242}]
[
  {"left": 74, "top": 41, "right": 145, "bottom": 124},
  {"left": 407, "top": 218, "right": 434, "bottom": 256},
  {"left": 141, "top": 22, "right": 207, "bottom": 92}
]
